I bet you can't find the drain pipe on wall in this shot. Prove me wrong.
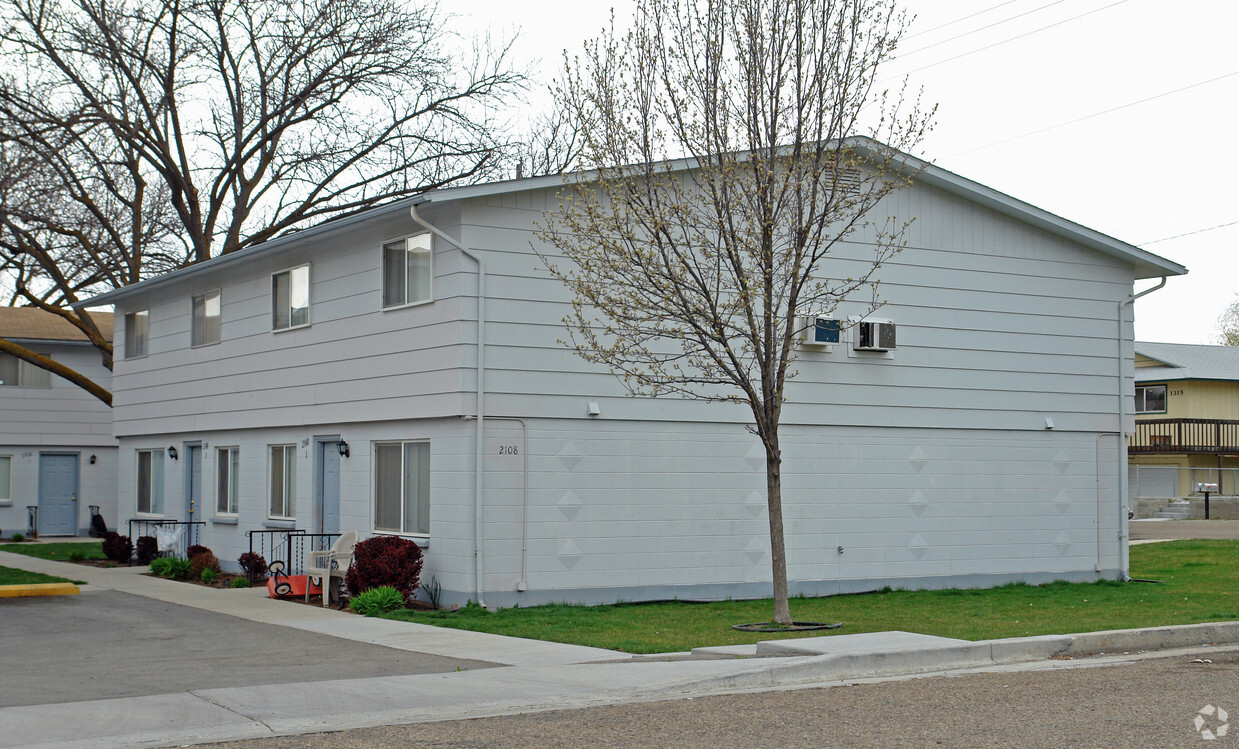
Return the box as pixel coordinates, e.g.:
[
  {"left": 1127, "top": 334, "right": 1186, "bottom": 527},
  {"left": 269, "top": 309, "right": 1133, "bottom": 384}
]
[
  {"left": 1116, "top": 276, "right": 1167, "bottom": 580},
  {"left": 411, "top": 203, "right": 487, "bottom": 608},
  {"left": 488, "top": 416, "right": 530, "bottom": 592}
]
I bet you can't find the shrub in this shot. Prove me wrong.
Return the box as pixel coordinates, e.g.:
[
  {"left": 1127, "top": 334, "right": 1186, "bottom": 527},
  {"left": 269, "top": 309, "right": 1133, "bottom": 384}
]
[
  {"left": 200, "top": 568, "right": 220, "bottom": 584},
  {"left": 149, "top": 556, "right": 192, "bottom": 579},
  {"left": 135, "top": 536, "right": 159, "bottom": 565},
  {"left": 68, "top": 550, "right": 86, "bottom": 563},
  {"left": 237, "top": 551, "right": 268, "bottom": 579},
  {"left": 187, "top": 544, "right": 212, "bottom": 559},
  {"left": 10, "top": 532, "right": 24, "bottom": 542},
  {"left": 349, "top": 586, "right": 405, "bottom": 617},
  {"left": 101, "top": 532, "right": 133, "bottom": 563},
  {"left": 188, "top": 551, "right": 221, "bottom": 580},
  {"left": 345, "top": 536, "right": 424, "bottom": 602},
  {"left": 231, "top": 577, "right": 250, "bottom": 589}
]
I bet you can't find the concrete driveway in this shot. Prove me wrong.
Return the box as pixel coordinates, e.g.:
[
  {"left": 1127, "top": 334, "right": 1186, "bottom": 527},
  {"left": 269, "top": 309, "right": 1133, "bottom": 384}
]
[{"left": 0, "top": 589, "right": 495, "bottom": 708}]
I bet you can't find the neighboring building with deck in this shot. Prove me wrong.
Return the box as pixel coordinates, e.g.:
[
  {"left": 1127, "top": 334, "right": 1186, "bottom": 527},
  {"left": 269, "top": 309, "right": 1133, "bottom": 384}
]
[
  {"left": 0, "top": 308, "right": 117, "bottom": 537},
  {"left": 79, "top": 147, "right": 1185, "bottom": 606},
  {"left": 1129, "top": 342, "right": 1239, "bottom": 503}
]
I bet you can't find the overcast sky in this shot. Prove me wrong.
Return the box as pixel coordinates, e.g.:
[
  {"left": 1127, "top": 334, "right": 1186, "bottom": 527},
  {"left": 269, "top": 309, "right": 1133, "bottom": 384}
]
[{"left": 453, "top": 0, "right": 1238, "bottom": 345}]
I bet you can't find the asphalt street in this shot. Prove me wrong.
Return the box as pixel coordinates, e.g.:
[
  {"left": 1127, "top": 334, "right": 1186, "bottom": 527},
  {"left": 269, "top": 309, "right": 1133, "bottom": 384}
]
[
  {"left": 0, "top": 589, "right": 495, "bottom": 708},
  {"left": 204, "top": 646, "right": 1239, "bottom": 749}
]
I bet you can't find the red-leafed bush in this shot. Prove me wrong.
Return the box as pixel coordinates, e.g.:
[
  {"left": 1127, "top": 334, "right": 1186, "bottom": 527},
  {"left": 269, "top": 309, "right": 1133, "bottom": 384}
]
[
  {"left": 135, "top": 536, "right": 159, "bottom": 565},
  {"left": 237, "top": 551, "right": 268, "bottom": 578},
  {"left": 187, "top": 544, "right": 212, "bottom": 559},
  {"left": 102, "top": 531, "right": 133, "bottom": 563},
  {"left": 188, "top": 550, "right": 221, "bottom": 579},
  {"left": 345, "top": 536, "right": 423, "bottom": 602}
]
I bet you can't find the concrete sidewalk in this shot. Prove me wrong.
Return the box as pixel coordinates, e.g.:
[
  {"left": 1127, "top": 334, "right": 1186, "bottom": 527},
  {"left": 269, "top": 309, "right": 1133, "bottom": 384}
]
[{"left": 3, "top": 550, "right": 1239, "bottom": 748}]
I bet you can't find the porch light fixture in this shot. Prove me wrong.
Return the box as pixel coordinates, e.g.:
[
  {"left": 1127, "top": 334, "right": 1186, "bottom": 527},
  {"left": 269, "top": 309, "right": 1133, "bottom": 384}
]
[
  {"left": 89, "top": 454, "right": 97, "bottom": 465},
  {"left": 167, "top": 445, "right": 178, "bottom": 460},
  {"left": 336, "top": 439, "right": 350, "bottom": 458}
]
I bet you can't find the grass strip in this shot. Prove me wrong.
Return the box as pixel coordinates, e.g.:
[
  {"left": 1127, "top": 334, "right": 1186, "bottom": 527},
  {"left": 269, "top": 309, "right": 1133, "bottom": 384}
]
[
  {"left": 0, "top": 541, "right": 105, "bottom": 561},
  {"left": 383, "top": 540, "right": 1239, "bottom": 654},
  {"left": 0, "top": 565, "right": 81, "bottom": 586}
]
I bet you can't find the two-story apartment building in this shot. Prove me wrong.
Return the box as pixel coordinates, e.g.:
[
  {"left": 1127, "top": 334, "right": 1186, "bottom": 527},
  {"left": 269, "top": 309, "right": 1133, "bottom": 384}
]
[
  {"left": 79, "top": 149, "right": 1185, "bottom": 607},
  {"left": 1129, "top": 342, "right": 1239, "bottom": 500},
  {"left": 0, "top": 308, "right": 117, "bottom": 537}
]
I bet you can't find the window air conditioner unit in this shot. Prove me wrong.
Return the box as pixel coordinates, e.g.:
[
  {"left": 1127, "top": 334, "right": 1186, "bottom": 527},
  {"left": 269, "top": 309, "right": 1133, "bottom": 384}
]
[
  {"left": 854, "top": 319, "right": 896, "bottom": 352},
  {"left": 800, "top": 316, "right": 841, "bottom": 347}
]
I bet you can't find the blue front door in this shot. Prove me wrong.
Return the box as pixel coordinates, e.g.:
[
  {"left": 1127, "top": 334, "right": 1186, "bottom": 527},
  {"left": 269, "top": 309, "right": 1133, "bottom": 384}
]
[
  {"left": 38, "top": 454, "right": 78, "bottom": 536},
  {"left": 316, "top": 440, "right": 340, "bottom": 534}
]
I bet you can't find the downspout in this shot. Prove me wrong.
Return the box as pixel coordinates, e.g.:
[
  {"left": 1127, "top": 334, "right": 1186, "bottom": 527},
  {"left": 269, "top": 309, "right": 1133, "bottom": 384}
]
[
  {"left": 411, "top": 204, "right": 487, "bottom": 608},
  {"left": 1117, "top": 276, "right": 1167, "bottom": 580}
]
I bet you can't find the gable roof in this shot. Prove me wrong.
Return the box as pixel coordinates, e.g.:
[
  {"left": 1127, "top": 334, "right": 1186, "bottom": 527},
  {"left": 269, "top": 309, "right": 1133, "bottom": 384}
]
[
  {"left": 1134, "top": 341, "right": 1239, "bottom": 383},
  {"left": 76, "top": 137, "right": 1187, "bottom": 309},
  {"left": 0, "top": 307, "right": 113, "bottom": 343}
]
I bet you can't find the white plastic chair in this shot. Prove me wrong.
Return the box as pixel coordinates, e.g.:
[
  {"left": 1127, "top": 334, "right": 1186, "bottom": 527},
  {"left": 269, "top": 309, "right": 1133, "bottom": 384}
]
[{"left": 304, "top": 530, "right": 358, "bottom": 607}]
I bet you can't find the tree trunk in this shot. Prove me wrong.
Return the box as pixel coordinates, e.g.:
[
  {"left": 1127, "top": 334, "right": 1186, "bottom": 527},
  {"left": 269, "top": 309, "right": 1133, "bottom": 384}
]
[{"left": 766, "top": 442, "right": 792, "bottom": 624}]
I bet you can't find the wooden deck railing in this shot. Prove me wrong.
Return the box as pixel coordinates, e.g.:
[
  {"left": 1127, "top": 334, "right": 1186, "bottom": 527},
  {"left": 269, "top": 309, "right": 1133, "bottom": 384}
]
[{"left": 1129, "top": 418, "right": 1239, "bottom": 454}]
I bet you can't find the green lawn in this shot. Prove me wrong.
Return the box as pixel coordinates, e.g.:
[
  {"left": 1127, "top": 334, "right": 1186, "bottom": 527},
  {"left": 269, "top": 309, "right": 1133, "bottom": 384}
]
[
  {"left": 0, "top": 541, "right": 105, "bottom": 561},
  {"left": 0, "top": 565, "right": 80, "bottom": 586},
  {"left": 383, "top": 540, "right": 1239, "bottom": 654}
]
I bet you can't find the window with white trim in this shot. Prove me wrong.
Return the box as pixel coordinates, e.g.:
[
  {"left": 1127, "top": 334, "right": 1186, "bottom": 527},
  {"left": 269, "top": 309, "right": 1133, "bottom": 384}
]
[
  {"left": 216, "top": 446, "right": 240, "bottom": 515},
  {"left": 272, "top": 265, "right": 310, "bottom": 330},
  {"left": 382, "top": 234, "right": 433, "bottom": 308},
  {"left": 125, "top": 309, "right": 149, "bottom": 358},
  {"left": 268, "top": 444, "right": 296, "bottom": 519},
  {"left": 0, "top": 456, "right": 11, "bottom": 503},
  {"left": 374, "top": 441, "right": 429, "bottom": 535},
  {"left": 1135, "top": 384, "right": 1167, "bottom": 414},
  {"left": 0, "top": 352, "right": 52, "bottom": 388},
  {"left": 136, "top": 449, "right": 165, "bottom": 514},
  {"left": 192, "top": 290, "right": 221, "bottom": 346}
]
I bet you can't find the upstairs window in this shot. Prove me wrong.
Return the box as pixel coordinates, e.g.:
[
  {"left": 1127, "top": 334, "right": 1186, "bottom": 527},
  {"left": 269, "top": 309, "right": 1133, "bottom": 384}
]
[
  {"left": 192, "top": 290, "right": 221, "bottom": 347},
  {"left": 124, "top": 309, "right": 149, "bottom": 358},
  {"left": 0, "top": 352, "right": 51, "bottom": 388},
  {"left": 1135, "top": 384, "right": 1167, "bottom": 414},
  {"left": 382, "top": 234, "right": 433, "bottom": 308},
  {"left": 273, "top": 265, "right": 310, "bottom": 330}
]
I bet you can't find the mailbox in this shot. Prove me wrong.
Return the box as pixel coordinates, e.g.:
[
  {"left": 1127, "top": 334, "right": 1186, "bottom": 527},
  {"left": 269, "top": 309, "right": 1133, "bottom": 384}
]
[{"left": 1195, "top": 482, "right": 1219, "bottom": 494}]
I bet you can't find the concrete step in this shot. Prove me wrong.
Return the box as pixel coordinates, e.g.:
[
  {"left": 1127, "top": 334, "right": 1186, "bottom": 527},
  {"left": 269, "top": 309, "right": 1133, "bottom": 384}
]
[{"left": 1154, "top": 511, "right": 1191, "bottom": 520}]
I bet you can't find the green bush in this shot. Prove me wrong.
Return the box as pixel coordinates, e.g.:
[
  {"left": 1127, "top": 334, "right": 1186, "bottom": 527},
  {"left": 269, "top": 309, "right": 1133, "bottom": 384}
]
[
  {"left": 200, "top": 568, "right": 220, "bottom": 584},
  {"left": 68, "top": 550, "right": 86, "bottom": 563},
  {"left": 231, "top": 577, "right": 250, "bottom": 589},
  {"left": 11, "top": 533, "right": 24, "bottom": 542},
  {"left": 349, "top": 586, "right": 406, "bottom": 617},
  {"left": 150, "top": 556, "right": 192, "bottom": 580}
]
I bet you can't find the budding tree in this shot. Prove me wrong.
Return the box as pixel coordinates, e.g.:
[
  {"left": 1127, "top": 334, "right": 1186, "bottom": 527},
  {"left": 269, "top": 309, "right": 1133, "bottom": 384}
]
[{"left": 539, "top": 0, "right": 933, "bottom": 623}]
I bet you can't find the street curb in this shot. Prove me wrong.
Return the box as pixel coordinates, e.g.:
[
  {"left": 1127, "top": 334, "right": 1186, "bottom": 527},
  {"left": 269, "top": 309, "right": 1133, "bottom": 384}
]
[
  {"left": 0, "top": 582, "right": 80, "bottom": 598},
  {"left": 665, "top": 622, "right": 1239, "bottom": 693}
]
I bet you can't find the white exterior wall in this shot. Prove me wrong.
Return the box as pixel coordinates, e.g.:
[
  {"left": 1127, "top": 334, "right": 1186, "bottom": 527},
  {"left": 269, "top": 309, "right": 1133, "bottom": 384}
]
[
  {"left": 0, "top": 342, "right": 118, "bottom": 535},
  {"left": 102, "top": 173, "right": 1144, "bottom": 604}
]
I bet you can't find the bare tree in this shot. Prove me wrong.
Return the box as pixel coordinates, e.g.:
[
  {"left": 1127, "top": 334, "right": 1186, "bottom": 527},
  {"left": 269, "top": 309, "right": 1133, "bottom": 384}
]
[
  {"left": 1218, "top": 297, "right": 1239, "bottom": 346},
  {"left": 0, "top": 0, "right": 521, "bottom": 405},
  {"left": 538, "top": 0, "right": 933, "bottom": 624}
]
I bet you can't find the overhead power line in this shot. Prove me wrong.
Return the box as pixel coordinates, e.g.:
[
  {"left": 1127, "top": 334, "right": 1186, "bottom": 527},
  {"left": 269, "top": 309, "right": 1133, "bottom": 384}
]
[
  {"left": 905, "top": 0, "right": 1022, "bottom": 40},
  {"left": 899, "top": 0, "right": 1069, "bottom": 58},
  {"left": 943, "top": 70, "right": 1239, "bottom": 158},
  {"left": 884, "top": 0, "right": 1132, "bottom": 81},
  {"left": 1142, "top": 220, "right": 1239, "bottom": 246}
]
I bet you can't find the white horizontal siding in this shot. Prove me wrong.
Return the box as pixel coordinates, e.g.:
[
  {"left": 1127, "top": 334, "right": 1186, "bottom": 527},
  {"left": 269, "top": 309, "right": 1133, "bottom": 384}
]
[{"left": 0, "top": 344, "right": 115, "bottom": 447}]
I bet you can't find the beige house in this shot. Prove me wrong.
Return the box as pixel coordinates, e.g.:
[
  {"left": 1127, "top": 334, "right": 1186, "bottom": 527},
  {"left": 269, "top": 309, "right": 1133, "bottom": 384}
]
[{"left": 1130, "top": 342, "right": 1239, "bottom": 501}]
